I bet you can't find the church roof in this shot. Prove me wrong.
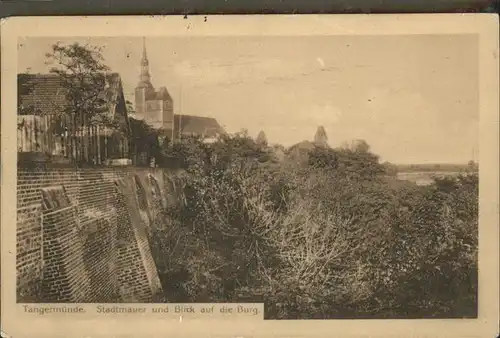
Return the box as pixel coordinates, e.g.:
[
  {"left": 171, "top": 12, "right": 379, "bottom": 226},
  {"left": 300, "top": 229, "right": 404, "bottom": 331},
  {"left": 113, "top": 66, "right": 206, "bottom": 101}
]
[
  {"left": 155, "top": 87, "right": 172, "bottom": 101},
  {"left": 174, "top": 114, "right": 225, "bottom": 138}
]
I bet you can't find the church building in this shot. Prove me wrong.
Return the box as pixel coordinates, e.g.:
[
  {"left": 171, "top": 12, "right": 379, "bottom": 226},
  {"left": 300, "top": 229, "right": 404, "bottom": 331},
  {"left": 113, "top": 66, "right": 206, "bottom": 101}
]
[{"left": 134, "top": 38, "right": 225, "bottom": 141}]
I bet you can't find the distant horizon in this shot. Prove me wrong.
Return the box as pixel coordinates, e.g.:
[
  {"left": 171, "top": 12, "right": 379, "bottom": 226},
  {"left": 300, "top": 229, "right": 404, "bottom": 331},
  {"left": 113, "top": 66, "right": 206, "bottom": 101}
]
[
  {"left": 390, "top": 161, "right": 478, "bottom": 166},
  {"left": 18, "top": 35, "right": 479, "bottom": 164}
]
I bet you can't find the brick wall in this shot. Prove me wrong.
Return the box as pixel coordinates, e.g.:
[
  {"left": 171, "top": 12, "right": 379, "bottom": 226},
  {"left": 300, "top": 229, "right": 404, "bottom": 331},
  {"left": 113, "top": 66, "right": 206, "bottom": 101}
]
[
  {"left": 17, "top": 165, "right": 168, "bottom": 303},
  {"left": 81, "top": 216, "right": 120, "bottom": 302},
  {"left": 42, "top": 204, "right": 91, "bottom": 302},
  {"left": 115, "top": 177, "right": 163, "bottom": 302},
  {"left": 17, "top": 168, "right": 79, "bottom": 301}
]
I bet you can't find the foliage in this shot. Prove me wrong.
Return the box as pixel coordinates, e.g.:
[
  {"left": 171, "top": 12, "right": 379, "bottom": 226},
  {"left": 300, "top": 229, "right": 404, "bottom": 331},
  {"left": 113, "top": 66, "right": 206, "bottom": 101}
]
[
  {"left": 37, "top": 42, "right": 127, "bottom": 164},
  {"left": 45, "top": 42, "right": 116, "bottom": 128},
  {"left": 382, "top": 161, "right": 398, "bottom": 176},
  {"left": 152, "top": 135, "right": 478, "bottom": 319},
  {"left": 256, "top": 130, "right": 268, "bottom": 146},
  {"left": 128, "top": 117, "right": 163, "bottom": 165},
  {"left": 307, "top": 145, "right": 386, "bottom": 180}
]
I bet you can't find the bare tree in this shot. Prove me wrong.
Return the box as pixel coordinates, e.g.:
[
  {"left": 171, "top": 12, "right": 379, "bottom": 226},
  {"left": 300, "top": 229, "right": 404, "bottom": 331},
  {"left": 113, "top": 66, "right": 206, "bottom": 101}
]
[{"left": 238, "top": 173, "right": 370, "bottom": 306}]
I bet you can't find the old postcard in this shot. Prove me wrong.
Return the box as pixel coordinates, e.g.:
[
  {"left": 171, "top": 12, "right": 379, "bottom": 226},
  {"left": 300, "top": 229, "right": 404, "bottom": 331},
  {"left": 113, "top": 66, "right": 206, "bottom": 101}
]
[{"left": 1, "top": 14, "right": 498, "bottom": 338}]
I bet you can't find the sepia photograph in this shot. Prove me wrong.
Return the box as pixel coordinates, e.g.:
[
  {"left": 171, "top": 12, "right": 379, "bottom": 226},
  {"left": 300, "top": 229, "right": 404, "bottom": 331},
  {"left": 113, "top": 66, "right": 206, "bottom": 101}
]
[
  {"left": 1, "top": 14, "right": 499, "bottom": 338},
  {"left": 15, "top": 32, "right": 482, "bottom": 318}
]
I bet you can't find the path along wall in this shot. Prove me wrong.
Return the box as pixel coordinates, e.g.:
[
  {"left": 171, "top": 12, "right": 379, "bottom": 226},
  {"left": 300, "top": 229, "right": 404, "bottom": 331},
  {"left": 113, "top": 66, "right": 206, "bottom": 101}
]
[{"left": 16, "top": 165, "right": 185, "bottom": 303}]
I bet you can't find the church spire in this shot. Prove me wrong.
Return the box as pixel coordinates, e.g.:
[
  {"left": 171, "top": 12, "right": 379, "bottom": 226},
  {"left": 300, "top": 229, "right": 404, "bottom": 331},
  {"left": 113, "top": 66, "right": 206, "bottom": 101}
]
[
  {"left": 138, "top": 37, "right": 152, "bottom": 88},
  {"left": 142, "top": 37, "right": 147, "bottom": 61}
]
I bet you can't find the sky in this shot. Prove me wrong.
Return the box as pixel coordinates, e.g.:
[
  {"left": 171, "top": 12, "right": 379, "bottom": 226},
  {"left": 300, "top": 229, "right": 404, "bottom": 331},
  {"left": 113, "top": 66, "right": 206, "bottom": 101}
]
[{"left": 18, "top": 35, "right": 479, "bottom": 164}]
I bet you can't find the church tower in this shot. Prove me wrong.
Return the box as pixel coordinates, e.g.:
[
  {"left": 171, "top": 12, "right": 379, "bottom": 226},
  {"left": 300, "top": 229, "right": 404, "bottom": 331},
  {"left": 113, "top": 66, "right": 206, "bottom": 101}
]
[
  {"left": 135, "top": 37, "right": 154, "bottom": 116},
  {"left": 133, "top": 37, "right": 175, "bottom": 135}
]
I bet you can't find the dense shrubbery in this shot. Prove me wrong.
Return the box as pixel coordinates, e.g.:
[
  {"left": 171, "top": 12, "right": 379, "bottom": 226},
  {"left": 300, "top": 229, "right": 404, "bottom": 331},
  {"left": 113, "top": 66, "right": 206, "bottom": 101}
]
[{"left": 153, "top": 134, "right": 478, "bottom": 319}]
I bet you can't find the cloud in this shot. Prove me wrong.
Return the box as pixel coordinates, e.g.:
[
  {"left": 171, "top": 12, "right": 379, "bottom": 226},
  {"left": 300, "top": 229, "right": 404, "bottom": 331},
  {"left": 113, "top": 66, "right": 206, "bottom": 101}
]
[
  {"left": 172, "top": 57, "right": 324, "bottom": 88},
  {"left": 316, "top": 57, "right": 325, "bottom": 69}
]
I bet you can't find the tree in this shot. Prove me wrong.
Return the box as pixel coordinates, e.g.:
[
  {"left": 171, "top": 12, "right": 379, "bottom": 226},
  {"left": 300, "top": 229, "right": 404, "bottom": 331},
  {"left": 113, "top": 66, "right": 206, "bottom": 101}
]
[
  {"left": 45, "top": 42, "right": 114, "bottom": 163},
  {"left": 340, "top": 139, "right": 370, "bottom": 153},
  {"left": 238, "top": 128, "right": 249, "bottom": 137},
  {"left": 128, "top": 117, "right": 162, "bottom": 166},
  {"left": 308, "top": 146, "right": 338, "bottom": 169},
  {"left": 467, "top": 160, "right": 478, "bottom": 172},
  {"left": 313, "top": 126, "right": 328, "bottom": 147},
  {"left": 256, "top": 130, "right": 268, "bottom": 146},
  {"left": 351, "top": 139, "right": 370, "bottom": 153},
  {"left": 382, "top": 161, "right": 398, "bottom": 176},
  {"left": 151, "top": 131, "right": 478, "bottom": 318},
  {"left": 340, "top": 141, "right": 350, "bottom": 150},
  {"left": 126, "top": 100, "right": 136, "bottom": 116}
]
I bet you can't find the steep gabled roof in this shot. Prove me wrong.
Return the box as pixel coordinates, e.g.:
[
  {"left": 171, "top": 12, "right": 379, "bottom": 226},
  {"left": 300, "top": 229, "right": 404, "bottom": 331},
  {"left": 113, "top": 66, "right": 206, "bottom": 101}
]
[
  {"left": 174, "top": 114, "right": 225, "bottom": 138},
  {"left": 18, "top": 73, "right": 127, "bottom": 122},
  {"left": 18, "top": 74, "right": 68, "bottom": 115},
  {"left": 156, "top": 87, "right": 172, "bottom": 101}
]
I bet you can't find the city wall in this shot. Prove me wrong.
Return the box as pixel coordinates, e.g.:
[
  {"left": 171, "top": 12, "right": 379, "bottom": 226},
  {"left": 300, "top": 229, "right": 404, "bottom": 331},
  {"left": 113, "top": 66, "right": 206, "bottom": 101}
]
[{"left": 16, "top": 164, "right": 185, "bottom": 303}]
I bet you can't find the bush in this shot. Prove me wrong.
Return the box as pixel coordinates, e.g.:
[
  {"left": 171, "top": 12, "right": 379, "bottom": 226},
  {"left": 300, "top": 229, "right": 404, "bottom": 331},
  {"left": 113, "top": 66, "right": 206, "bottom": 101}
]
[{"left": 152, "top": 135, "right": 478, "bottom": 319}]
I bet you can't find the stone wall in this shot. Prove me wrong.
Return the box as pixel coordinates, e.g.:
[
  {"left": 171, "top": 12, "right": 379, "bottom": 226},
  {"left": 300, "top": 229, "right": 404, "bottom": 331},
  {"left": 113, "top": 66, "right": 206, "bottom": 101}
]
[{"left": 16, "top": 165, "right": 181, "bottom": 303}]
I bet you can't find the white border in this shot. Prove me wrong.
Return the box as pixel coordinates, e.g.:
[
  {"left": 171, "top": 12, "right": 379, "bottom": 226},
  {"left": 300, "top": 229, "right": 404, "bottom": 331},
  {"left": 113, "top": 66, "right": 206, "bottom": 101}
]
[{"left": 1, "top": 14, "right": 499, "bottom": 338}]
